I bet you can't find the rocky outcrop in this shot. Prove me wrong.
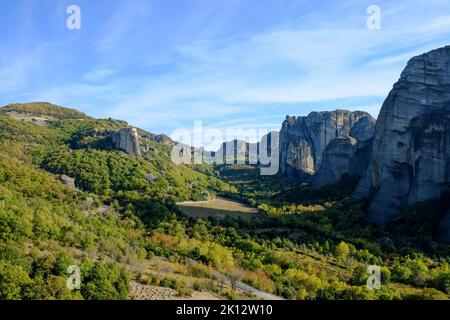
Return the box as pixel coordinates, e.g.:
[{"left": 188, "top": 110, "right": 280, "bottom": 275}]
[
  {"left": 216, "top": 139, "right": 257, "bottom": 164},
  {"left": 154, "top": 134, "right": 173, "bottom": 145},
  {"left": 60, "top": 175, "right": 75, "bottom": 188},
  {"left": 279, "top": 110, "right": 375, "bottom": 178},
  {"left": 112, "top": 127, "right": 141, "bottom": 155},
  {"left": 353, "top": 46, "right": 450, "bottom": 227},
  {"left": 313, "top": 136, "right": 358, "bottom": 187},
  {"left": 213, "top": 132, "right": 276, "bottom": 165},
  {"left": 350, "top": 116, "right": 376, "bottom": 142}
]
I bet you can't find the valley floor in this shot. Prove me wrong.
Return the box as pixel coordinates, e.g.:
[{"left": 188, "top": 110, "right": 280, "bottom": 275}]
[{"left": 177, "top": 196, "right": 259, "bottom": 219}]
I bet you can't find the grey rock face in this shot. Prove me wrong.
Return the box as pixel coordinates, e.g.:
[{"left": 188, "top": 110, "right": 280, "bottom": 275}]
[
  {"left": 60, "top": 175, "right": 75, "bottom": 188},
  {"left": 350, "top": 117, "right": 376, "bottom": 142},
  {"left": 154, "top": 134, "right": 173, "bottom": 145},
  {"left": 349, "top": 138, "right": 373, "bottom": 177},
  {"left": 313, "top": 136, "right": 358, "bottom": 187},
  {"left": 438, "top": 209, "right": 450, "bottom": 243},
  {"left": 353, "top": 46, "right": 450, "bottom": 227},
  {"left": 212, "top": 132, "right": 277, "bottom": 165},
  {"left": 112, "top": 127, "right": 141, "bottom": 155},
  {"left": 279, "top": 110, "right": 375, "bottom": 178},
  {"left": 216, "top": 139, "right": 258, "bottom": 164}
]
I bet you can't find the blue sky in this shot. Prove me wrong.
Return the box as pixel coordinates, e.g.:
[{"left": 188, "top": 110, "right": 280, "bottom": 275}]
[{"left": 1, "top": 0, "right": 450, "bottom": 139}]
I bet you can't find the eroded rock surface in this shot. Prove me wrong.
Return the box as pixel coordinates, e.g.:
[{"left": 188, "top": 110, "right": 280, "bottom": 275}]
[
  {"left": 353, "top": 46, "right": 450, "bottom": 230},
  {"left": 112, "top": 127, "right": 141, "bottom": 155},
  {"left": 279, "top": 110, "right": 375, "bottom": 178},
  {"left": 60, "top": 175, "right": 75, "bottom": 188},
  {"left": 350, "top": 116, "right": 376, "bottom": 142},
  {"left": 313, "top": 136, "right": 358, "bottom": 187},
  {"left": 349, "top": 138, "right": 373, "bottom": 177}
]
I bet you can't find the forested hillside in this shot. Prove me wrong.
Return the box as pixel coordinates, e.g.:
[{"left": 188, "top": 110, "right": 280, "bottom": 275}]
[{"left": 1, "top": 103, "right": 449, "bottom": 300}]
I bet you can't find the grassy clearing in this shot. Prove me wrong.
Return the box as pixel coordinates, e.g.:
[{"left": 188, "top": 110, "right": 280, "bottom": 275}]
[{"left": 177, "top": 196, "right": 259, "bottom": 219}]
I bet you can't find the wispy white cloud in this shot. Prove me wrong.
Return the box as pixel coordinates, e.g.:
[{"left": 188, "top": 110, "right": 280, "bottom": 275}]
[
  {"left": 2, "top": 0, "right": 450, "bottom": 137},
  {"left": 0, "top": 51, "right": 43, "bottom": 93},
  {"left": 95, "top": 0, "right": 151, "bottom": 52},
  {"left": 83, "top": 69, "right": 116, "bottom": 82}
]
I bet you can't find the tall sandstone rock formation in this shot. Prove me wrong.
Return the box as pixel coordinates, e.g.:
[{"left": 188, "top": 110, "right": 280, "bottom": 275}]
[
  {"left": 313, "top": 136, "right": 358, "bottom": 187},
  {"left": 215, "top": 139, "right": 258, "bottom": 164},
  {"left": 112, "top": 127, "right": 141, "bottom": 155},
  {"left": 353, "top": 46, "right": 450, "bottom": 238},
  {"left": 279, "top": 110, "right": 375, "bottom": 179}
]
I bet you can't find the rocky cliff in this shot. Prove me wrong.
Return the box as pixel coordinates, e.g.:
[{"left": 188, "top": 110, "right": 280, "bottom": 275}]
[
  {"left": 353, "top": 46, "right": 450, "bottom": 230},
  {"left": 112, "top": 127, "right": 141, "bottom": 155},
  {"left": 350, "top": 116, "right": 376, "bottom": 142},
  {"left": 215, "top": 139, "right": 257, "bottom": 164},
  {"left": 312, "top": 136, "right": 358, "bottom": 187},
  {"left": 279, "top": 110, "right": 375, "bottom": 179},
  {"left": 349, "top": 138, "right": 373, "bottom": 177}
]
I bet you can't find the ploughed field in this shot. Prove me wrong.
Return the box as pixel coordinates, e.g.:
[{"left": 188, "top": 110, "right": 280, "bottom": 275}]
[{"left": 177, "top": 196, "right": 259, "bottom": 219}]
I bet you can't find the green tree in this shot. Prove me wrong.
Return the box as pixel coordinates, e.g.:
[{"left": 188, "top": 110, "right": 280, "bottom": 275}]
[
  {"left": 335, "top": 241, "right": 350, "bottom": 259},
  {"left": 0, "top": 261, "right": 32, "bottom": 299}
]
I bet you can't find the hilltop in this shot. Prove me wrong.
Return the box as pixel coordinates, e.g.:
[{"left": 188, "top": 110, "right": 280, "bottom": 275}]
[{"left": 1, "top": 102, "right": 88, "bottom": 119}]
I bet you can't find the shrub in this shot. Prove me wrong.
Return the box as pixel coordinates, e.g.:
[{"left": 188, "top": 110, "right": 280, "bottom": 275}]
[
  {"left": 193, "top": 281, "right": 206, "bottom": 292},
  {"left": 334, "top": 241, "right": 350, "bottom": 259},
  {"left": 0, "top": 261, "right": 33, "bottom": 300},
  {"left": 80, "top": 261, "right": 130, "bottom": 300}
]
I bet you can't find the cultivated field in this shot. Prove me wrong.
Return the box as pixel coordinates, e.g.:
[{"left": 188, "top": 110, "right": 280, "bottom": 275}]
[{"left": 177, "top": 196, "right": 259, "bottom": 219}]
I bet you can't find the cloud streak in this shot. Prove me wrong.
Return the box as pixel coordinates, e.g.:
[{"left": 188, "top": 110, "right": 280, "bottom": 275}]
[{"left": 1, "top": 0, "right": 450, "bottom": 137}]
